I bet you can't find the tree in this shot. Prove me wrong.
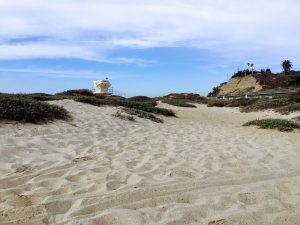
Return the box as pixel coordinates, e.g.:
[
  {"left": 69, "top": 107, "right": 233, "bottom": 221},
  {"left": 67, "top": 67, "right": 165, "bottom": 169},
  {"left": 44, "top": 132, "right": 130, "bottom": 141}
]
[{"left": 282, "top": 60, "right": 292, "bottom": 75}]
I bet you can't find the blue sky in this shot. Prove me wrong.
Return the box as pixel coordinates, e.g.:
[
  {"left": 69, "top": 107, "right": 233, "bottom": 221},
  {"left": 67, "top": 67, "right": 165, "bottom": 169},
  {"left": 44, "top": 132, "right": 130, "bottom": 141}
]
[{"left": 0, "top": 0, "right": 300, "bottom": 97}]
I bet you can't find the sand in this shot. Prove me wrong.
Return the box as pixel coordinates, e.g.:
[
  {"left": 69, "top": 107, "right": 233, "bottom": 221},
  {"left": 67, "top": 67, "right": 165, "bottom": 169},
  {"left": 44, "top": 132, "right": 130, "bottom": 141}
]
[{"left": 0, "top": 99, "right": 299, "bottom": 225}]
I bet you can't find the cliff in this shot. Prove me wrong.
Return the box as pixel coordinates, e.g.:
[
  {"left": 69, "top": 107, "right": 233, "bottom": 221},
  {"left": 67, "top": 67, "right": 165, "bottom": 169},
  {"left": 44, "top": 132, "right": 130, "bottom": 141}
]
[{"left": 209, "top": 74, "right": 300, "bottom": 97}]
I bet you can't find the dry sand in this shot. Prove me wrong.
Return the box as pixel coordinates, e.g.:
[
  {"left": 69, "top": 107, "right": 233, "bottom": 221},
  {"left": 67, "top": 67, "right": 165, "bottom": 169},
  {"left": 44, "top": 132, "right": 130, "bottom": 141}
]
[{"left": 0, "top": 100, "right": 299, "bottom": 225}]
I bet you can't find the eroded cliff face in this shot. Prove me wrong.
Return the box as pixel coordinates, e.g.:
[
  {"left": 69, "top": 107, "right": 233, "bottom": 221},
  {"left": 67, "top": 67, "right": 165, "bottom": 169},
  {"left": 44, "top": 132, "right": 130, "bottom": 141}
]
[{"left": 216, "top": 75, "right": 263, "bottom": 96}]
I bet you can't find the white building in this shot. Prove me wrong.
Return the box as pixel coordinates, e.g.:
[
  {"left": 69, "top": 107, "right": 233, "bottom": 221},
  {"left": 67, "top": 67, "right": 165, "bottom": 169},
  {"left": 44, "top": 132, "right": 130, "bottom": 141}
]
[{"left": 93, "top": 80, "right": 111, "bottom": 94}]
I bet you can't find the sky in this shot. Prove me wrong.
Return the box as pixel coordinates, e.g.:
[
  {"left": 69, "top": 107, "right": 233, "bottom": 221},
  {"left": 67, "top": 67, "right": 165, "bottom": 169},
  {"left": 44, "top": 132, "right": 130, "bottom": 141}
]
[{"left": 0, "top": 0, "right": 300, "bottom": 97}]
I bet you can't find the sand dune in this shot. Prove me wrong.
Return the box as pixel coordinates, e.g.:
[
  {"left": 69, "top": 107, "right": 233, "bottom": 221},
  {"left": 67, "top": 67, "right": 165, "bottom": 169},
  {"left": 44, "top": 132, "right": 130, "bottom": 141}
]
[{"left": 0, "top": 100, "right": 299, "bottom": 225}]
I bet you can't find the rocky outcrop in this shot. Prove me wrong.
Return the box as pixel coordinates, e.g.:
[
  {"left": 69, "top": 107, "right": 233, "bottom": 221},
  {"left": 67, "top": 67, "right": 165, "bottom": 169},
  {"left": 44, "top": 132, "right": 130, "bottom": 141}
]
[
  {"left": 216, "top": 76, "right": 263, "bottom": 96},
  {"left": 209, "top": 74, "right": 300, "bottom": 97}
]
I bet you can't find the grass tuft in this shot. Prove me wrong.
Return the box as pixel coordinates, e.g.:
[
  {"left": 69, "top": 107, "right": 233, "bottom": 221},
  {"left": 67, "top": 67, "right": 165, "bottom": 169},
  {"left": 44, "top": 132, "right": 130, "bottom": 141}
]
[
  {"left": 243, "top": 119, "right": 300, "bottom": 132},
  {"left": 123, "top": 108, "right": 163, "bottom": 123},
  {"left": 162, "top": 99, "right": 196, "bottom": 108},
  {"left": 113, "top": 111, "right": 135, "bottom": 121}
]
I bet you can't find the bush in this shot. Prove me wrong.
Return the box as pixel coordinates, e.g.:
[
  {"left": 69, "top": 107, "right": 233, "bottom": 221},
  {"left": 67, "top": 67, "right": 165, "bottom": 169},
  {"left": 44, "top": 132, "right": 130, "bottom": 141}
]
[
  {"left": 207, "top": 99, "right": 256, "bottom": 108},
  {"left": 113, "top": 111, "right": 135, "bottom": 121},
  {"left": 127, "top": 96, "right": 158, "bottom": 107},
  {"left": 74, "top": 96, "right": 176, "bottom": 117},
  {"left": 162, "top": 99, "right": 196, "bottom": 108},
  {"left": 0, "top": 95, "right": 70, "bottom": 123},
  {"left": 56, "top": 89, "right": 94, "bottom": 96},
  {"left": 243, "top": 119, "right": 300, "bottom": 132},
  {"left": 241, "top": 98, "right": 291, "bottom": 112},
  {"left": 288, "top": 90, "right": 300, "bottom": 103},
  {"left": 123, "top": 108, "right": 163, "bottom": 123},
  {"left": 276, "top": 103, "right": 300, "bottom": 114}
]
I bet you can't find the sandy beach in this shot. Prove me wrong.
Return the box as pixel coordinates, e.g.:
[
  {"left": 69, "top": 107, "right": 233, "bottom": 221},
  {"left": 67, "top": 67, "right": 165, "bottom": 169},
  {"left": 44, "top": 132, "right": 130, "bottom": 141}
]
[{"left": 0, "top": 99, "right": 300, "bottom": 225}]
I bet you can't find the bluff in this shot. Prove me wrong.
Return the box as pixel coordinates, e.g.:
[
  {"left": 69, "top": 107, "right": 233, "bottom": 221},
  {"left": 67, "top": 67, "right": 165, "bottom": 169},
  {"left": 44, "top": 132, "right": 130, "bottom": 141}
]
[{"left": 209, "top": 74, "right": 300, "bottom": 97}]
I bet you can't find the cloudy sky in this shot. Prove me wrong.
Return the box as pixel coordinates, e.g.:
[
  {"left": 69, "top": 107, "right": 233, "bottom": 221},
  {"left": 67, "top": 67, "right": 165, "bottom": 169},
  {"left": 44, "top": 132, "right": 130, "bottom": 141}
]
[{"left": 0, "top": 0, "right": 299, "bottom": 96}]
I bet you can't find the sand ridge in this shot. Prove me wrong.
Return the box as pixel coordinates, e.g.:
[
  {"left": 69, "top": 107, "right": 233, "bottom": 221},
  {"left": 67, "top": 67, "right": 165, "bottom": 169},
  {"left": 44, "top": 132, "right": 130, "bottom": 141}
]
[{"left": 0, "top": 100, "right": 299, "bottom": 225}]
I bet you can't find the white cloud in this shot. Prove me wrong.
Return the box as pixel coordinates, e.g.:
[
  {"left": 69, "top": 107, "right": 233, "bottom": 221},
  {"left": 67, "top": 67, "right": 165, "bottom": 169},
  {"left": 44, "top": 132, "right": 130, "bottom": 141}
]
[
  {"left": 0, "top": 0, "right": 299, "bottom": 63},
  {"left": 0, "top": 67, "right": 126, "bottom": 79}
]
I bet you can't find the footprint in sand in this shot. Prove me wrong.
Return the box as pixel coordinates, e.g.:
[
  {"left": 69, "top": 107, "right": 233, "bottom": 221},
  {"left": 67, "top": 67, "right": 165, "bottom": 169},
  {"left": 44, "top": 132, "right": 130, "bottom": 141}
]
[
  {"left": 106, "top": 180, "right": 122, "bottom": 191},
  {"left": 15, "top": 165, "right": 32, "bottom": 173},
  {"left": 208, "top": 219, "right": 228, "bottom": 225},
  {"left": 238, "top": 192, "right": 262, "bottom": 205},
  {"left": 72, "top": 156, "right": 93, "bottom": 163}
]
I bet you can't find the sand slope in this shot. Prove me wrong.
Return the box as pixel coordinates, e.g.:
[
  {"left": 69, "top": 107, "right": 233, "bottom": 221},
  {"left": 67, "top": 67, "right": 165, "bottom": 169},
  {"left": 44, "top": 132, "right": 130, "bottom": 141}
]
[{"left": 0, "top": 100, "right": 299, "bottom": 225}]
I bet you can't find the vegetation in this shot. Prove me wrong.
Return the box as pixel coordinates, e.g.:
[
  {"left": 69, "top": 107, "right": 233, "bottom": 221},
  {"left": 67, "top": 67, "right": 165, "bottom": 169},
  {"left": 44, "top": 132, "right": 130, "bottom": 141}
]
[
  {"left": 0, "top": 90, "right": 176, "bottom": 124},
  {"left": 243, "top": 119, "right": 300, "bottom": 132},
  {"left": 282, "top": 60, "right": 292, "bottom": 75},
  {"left": 288, "top": 90, "right": 300, "bottom": 103},
  {"left": 123, "top": 108, "right": 163, "bottom": 123},
  {"left": 56, "top": 89, "right": 94, "bottom": 96},
  {"left": 207, "top": 99, "right": 257, "bottom": 108},
  {"left": 127, "top": 96, "right": 157, "bottom": 107},
  {"left": 240, "top": 98, "right": 291, "bottom": 112},
  {"left": 0, "top": 95, "right": 70, "bottom": 123},
  {"left": 113, "top": 111, "right": 135, "bottom": 121},
  {"left": 276, "top": 103, "right": 300, "bottom": 114},
  {"left": 162, "top": 99, "right": 196, "bottom": 108},
  {"left": 74, "top": 96, "right": 175, "bottom": 117}
]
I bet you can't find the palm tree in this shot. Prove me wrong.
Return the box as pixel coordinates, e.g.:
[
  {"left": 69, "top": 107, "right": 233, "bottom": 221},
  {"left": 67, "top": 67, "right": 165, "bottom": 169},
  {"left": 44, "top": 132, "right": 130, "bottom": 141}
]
[{"left": 282, "top": 60, "right": 292, "bottom": 75}]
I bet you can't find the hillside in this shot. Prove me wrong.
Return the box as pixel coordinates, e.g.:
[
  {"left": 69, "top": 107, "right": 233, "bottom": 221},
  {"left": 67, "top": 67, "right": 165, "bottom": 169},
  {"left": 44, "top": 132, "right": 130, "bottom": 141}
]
[{"left": 209, "top": 73, "right": 300, "bottom": 97}]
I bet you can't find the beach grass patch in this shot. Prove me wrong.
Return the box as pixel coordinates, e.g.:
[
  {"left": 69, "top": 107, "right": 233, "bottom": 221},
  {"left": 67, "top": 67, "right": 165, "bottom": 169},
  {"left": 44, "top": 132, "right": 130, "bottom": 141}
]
[
  {"left": 56, "top": 89, "right": 94, "bottom": 96},
  {"left": 0, "top": 95, "right": 70, "bottom": 123},
  {"left": 162, "top": 99, "right": 196, "bottom": 108},
  {"left": 123, "top": 108, "right": 163, "bottom": 123},
  {"left": 288, "top": 90, "right": 300, "bottom": 103},
  {"left": 113, "top": 111, "right": 135, "bottom": 121},
  {"left": 241, "top": 98, "right": 291, "bottom": 112},
  {"left": 276, "top": 103, "right": 300, "bottom": 114},
  {"left": 243, "top": 119, "right": 300, "bottom": 132}
]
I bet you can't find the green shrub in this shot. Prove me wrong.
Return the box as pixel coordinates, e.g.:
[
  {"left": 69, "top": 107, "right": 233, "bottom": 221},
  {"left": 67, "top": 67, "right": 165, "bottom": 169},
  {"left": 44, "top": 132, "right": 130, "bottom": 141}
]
[
  {"left": 0, "top": 96, "right": 70, "bottom": 123},
  {"left": 162, "top": 99, "right": 196, "bottom": 108},
  {"left": 0, "top": 93, "right": 69, "bottom": 101},
  {"left": 127, "top": 96, "right": 158, "bottom": 107},
  {"left": 276, "top": 103, "right": 300, "bottom": 114},
  {"left": 75, "top": 96, "right": 176, "bottom": 117},
  {"left": 113, "top": 111, "right": 135, "bottom": 121},
  {"left": 241, "top": 98, "right": 291, "bottom": 112},
  {"left": 288, "top": 90, "right": 300, "bottom": 103},
  {"left": 206, "top": 99, "right": 256, "bottom": 108},
  {"left": 56, "top": 89, "right": 94, "bottom": 96},
  {"left": 243, "top": 119, "right": 300, "bottom": 132},
  {"left": 123, "top": 108, "right": 163, "bottom": 123}
]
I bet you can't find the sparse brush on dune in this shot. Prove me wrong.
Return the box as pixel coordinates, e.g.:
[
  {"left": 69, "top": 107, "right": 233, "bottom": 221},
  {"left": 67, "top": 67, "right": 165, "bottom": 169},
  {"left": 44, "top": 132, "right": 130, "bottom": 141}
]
[
  {"left": 123, "top": 108, "right": 163, "bottom": 123},
  {"left": 162, "top": 99, "right": 196, "bottom": 108},
  {"left": 288, "top": 90, "right": 300, "bottom": 103},
  {"left": 276, "top": 103, "right": 300, "bottom": 114},
  {"left": 113, "top": 111, "right": 135, "bottom": 121},
  {"left": 56, "top": 89, "right": 94, "bottom": 96},
  {"left": 127, "top": 96, "right": 158, "bottom": 107},
  {"left": 240, "top": 98, "right": 291, "bottom": 112},
  {"left": 0, "top": 95, "right": 70, "bottom": 123},
  {"left": 0, "top": 91, "right": 176, "bottom": 123},
  {"left": 74, "top": 96, "right": 176, "bottom": 117},
  {"left": 243, "top": 119, "right": 300, "bottom": 132},
  {"left": 207, "top": 99, "right": 256, "bottom": 108}
]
